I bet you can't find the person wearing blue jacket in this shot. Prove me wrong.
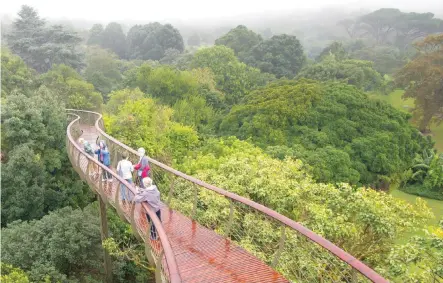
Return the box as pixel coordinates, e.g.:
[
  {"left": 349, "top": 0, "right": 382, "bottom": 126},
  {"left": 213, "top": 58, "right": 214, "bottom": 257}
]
[{"left": 95, "top": 140, "right": 112, "bottom": 182}]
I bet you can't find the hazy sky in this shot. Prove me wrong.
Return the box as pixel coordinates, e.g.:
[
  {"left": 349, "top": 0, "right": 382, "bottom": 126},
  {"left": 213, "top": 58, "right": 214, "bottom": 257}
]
[{"left": 1, "top": 0, "right": 442, "bottom": 22}]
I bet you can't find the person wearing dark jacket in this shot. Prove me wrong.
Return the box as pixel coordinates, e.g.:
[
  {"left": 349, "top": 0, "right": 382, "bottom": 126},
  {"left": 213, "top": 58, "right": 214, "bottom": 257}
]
[
  {"left": 134, "top": 147, "right": 150, "bottom": 188},
  {"left": 95, "top": 140, "right": 112, "bottom": 181},
  {"left": 133, "top": 177, "right": 161, "bottom": 240}
]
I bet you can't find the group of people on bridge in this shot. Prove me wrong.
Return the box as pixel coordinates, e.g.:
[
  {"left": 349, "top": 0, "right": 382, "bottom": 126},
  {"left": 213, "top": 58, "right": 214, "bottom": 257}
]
[{"left": 78, "top": 138, "right": 162, "bottom": 240}]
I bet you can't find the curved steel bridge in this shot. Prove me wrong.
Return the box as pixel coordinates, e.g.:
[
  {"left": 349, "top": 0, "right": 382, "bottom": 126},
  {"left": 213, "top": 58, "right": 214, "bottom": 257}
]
[{"left": 66, "top": 109, "right": 389, "bottom": 283}]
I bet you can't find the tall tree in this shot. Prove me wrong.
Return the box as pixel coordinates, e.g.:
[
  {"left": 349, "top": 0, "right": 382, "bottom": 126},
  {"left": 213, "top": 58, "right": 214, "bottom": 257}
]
[
  {"left": 220, "top": 79, "right": 432, "bottom": 186},
  {"left": 243, "top": 34, "right": 306, "bottom": 78},
  {"left": 84, "top": 46, "right": 122, "bottom": 96},
  {"left": 42, "top": 64, "right": 103, "bottom": 111},
  {"left": 1, "top": 85, "right": 92, "bottom": 226},
  {"left": 191, "top": 45, "right": 275, "bottom": 105},
  {"left": 298, "top": 56, "right": 383, "bottom": 91},
  {"left": 7, "top": 5, "right": 84, "bottom": 73},
  {"left": 395, "top": 34, "right": 443, "bottom": 132},
  {"left": 316, "top": 41, "right": 348, "bottom": 61},
  {"left": 101, "top": 22, "right": 127, "bottom": 59},
  {"left": 87, "top": 23, "right": 104, "bottom": 45},
  {"left": 215, "top": 25, "right": 263, "bottom": 60},
  {"left": 126, "top": 23, "right": 184, "bottom": 61}
]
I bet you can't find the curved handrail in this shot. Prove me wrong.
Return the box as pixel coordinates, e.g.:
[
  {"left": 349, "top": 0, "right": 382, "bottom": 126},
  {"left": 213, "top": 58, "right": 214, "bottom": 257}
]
[
  {"left": 66, "top": 113, "right": 181, "bottom": 283},
  {"left": 67, "top": 109, "right": 389, "bottom": 283}
]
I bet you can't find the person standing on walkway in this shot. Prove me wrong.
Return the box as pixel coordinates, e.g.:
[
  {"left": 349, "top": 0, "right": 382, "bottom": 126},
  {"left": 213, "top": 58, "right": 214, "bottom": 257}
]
[
  {"left": 79, "top": 138, "right": 98, "bottom": 178},
  {"left": 117, "top": 152, "right": 134, "bottom": 202},
  {"left": 95, "top": 140, "right": 112, "bottom": 181},
  {"left": 133, "top": 177, "right": 162, "bottom": 240},
  {"left": 134, "top": 147, "right": 150, "bottom": 188}
]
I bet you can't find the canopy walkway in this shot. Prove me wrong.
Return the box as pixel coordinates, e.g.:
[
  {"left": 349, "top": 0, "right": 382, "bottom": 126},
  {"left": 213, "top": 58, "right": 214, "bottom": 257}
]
[{"left": 66, "top": 109, "right": 389, "bottom": 283}]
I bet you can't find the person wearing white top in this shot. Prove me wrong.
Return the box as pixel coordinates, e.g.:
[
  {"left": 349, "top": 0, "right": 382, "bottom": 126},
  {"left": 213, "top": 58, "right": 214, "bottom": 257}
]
[{"left": 116, "top": 152, "right": 134, "bottom": 202}]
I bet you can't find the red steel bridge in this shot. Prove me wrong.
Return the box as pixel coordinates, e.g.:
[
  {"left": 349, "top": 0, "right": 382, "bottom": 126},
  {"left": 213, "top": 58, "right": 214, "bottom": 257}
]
[{"left": 66, "top": 109, "right": 389, "bottom": 283}]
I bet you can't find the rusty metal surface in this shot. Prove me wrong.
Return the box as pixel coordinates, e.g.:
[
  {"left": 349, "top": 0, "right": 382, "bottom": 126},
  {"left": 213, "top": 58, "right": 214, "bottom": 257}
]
[{"left": 66, "top": 109, "right": 389, "bottom": 283}]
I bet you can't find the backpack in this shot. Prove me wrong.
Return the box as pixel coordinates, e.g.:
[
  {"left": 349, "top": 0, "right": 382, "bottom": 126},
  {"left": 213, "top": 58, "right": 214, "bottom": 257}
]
[{"left": 84, "top": 142, "right": 94, "bottom": 155}]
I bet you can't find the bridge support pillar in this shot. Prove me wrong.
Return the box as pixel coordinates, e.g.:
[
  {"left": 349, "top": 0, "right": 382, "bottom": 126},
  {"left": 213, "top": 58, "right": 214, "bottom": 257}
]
[{"left": 98, "top": 195, "right": 113, "bottom": 283}]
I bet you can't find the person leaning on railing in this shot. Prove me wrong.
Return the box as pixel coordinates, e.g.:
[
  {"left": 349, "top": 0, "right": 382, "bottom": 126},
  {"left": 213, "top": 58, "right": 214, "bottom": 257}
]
[
  {"left": 134, "top": 148, "right": 150, "bottom": 188},
  {"left": 133, "top": 177, "right": 161, "bottom": 240}
]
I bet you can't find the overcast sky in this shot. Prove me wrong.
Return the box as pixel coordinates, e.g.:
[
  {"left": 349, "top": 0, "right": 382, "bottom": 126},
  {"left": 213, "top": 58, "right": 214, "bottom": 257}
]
[{"left": 1, "top": 0, "right": 442, "bottom": 22}]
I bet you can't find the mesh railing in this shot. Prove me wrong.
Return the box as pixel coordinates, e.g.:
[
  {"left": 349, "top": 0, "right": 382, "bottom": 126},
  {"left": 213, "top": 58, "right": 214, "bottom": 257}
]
[
  {"left": 67, "top": 109, "right": 389, "bottom": 283},
  {"left": 66, "top": 112, "right": 181, "bottom": 283}
]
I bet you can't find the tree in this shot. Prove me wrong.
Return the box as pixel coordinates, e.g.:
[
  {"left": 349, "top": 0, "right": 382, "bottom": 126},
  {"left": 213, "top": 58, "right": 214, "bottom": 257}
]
[
  {"left": 380, "top": 219, "right": 443, "bottom": 282},
  {"left": 243, "top": 34, "right": 306, "bottom": 78},
  {"left": 298, "top": 56, "right": 383, "bottom": 91},
  {"left": 139, "top": 65, "right": 199, "bottom": 105},
  {"left": 1, "top": 87, "right": 92, "bottom": 225},
  {"left": 316, "top": 41, "right": 348, "bottom": 61},
  {"left": 220, "top": 79, "right": 432, "bottom": 186},
  {"left": 191, "top": 45, "right": 275, "bottom": 105},
  {"left": 187, "top": 33, "right": 201, "bottom": 46},
  {"left": 171, "top": 136, "right": 433, "bottom": 281},
  {"left": 84, "top": 46, "right": 122, "bottom": 96},
  {"left": 7, "top": 5, "right": 84, "bottom": 73},
  {"left": 1, "top": 48, "right": 36, "bottom": 97},
  {"left": 355, "top": 8, "right": 443, "bottom": 46},
  {"left": 42, "top": 64, "right": 103, "bottom": 111},
  {"left": 350, "top": 44, "right": 406, "bottom": 75},
  {"left": 101, "top": 22, "right": 127, "bottom": 59},
  {"left": 1, "top": 206, "right": 102, "bottom": 282},
  {"left": 0, "top": 263, "right": 30, "bottom": 283},
  {"left": 126, "top": 23, "right": 184, "bottom": 61},
  {"left": 105, "top": 88, "right": 145, "bottom": 114},
  {"left": 104, "top": 98, "right": 198, "bottom": 162},
  {"left": 395, "top": 34, "right": 443, "bottom": 132},
  {"left": 87, "top": 23, "right": 104, "bottom": 46},
  {"left": 215, "top": 25, "right": 263, "bottom": 60}
]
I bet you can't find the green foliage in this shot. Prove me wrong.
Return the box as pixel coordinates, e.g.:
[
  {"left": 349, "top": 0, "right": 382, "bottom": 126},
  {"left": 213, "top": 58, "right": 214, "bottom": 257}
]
[
  {"left": 100, "top": 22, "right": 127, "bottom": 59},
  {"left": 87, "top": 24, "right": 104, "bottom": 46},
  {"left": 298, "top": 55, "right": 383, "bottom": 91},
  {"left": 1, "top": 48, "right": 36, "bottom": 97},
  {"left": 42, "top": 64, "right": 103, "bottom": 111},
  {"left": 84, "top": 46, "right": 122, "bottom": 96},
  {"left": 104, "top": 98, "right": 199, "bottom": 163},
  {"left": 142, "top": 66, "right": 198, "bottom": 105},
  {"left": 191, "top": 45, "right": 275, "bottom": 105},
  {"left": 379, "top": 220, "right": 443, "bottom": 282},
  {"left": 220, "top": 79, "right": 432, "bottom": 186},
  {"left": 172, "top": 95, "right": 216, "bottom": 134},
  {"left": 1, "top": 87, "right": 93, "bottom": 225},
  {"left": 126, "top": 23, "right": 184, "bottom": 61},
  {"left": 172, "top": 137, "right": 433, "bottom": 280},
  {"left": 1, "top": 206, "right": 102, "bottom": 282},
  {"left": 403, "top": 150, "right": 443, "bottom": 199},
  {"left": 350, "top": 44, "right": 406, "bottom": 75},
  {"left": 215, "top": 25, "right": 263, "bottom": 60},
  {"left": 7, "top": 5, "right": 84, "bottom": 73},
  {"left": 316, "top": 41, "right": 348, "bottom": 61},
  {"left": 243, "top": 34, "right": 306, "bottom": 78},
  {"left": 0, "top": 263, "right": 30, "bottom": 283},
  {"left": 356, "top": 8, "right": 443, "bottom": 46},
  {"left": 105, "top": 88, "right": 145, "bottom": 114}
]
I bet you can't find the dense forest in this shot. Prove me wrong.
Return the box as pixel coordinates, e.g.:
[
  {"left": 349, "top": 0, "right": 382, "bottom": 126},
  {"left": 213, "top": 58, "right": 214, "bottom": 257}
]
[{"left": 1, "top": 4, "right": 443, "bottom": 282}]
